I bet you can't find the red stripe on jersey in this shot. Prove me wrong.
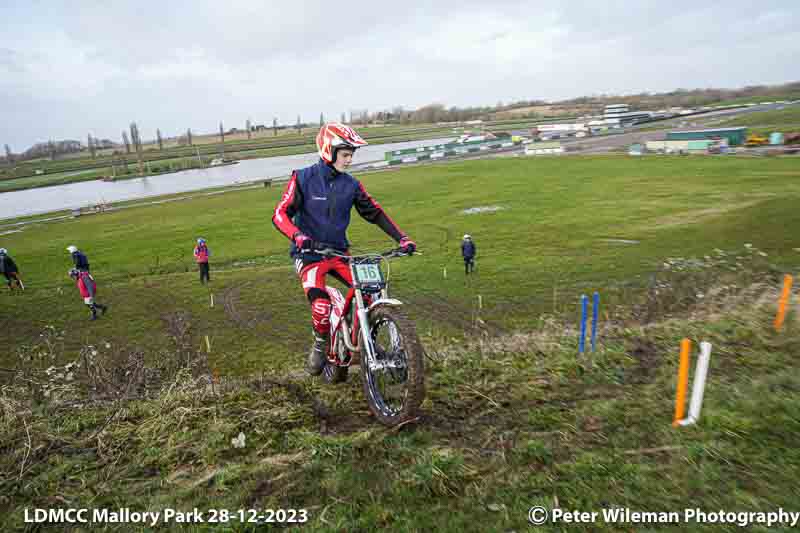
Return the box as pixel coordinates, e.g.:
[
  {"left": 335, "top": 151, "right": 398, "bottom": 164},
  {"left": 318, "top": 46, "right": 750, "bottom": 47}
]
[{"left": 273, "top": 172, "right": 300, "bottom": 239}]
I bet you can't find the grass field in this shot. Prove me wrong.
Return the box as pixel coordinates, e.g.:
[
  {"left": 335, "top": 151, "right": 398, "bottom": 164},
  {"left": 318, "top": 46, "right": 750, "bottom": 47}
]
[
  {"left": 716, "top": 106, "right": 800, "bottom": 129},
  {"left": 713, "top": 93, "right": 800, "bottom": 106},
  {"left": 2, "top": 155, "right": 799, "bottom": 531},
  {"left": 2, "top": 155, "right": 799, "bottom": 371}
]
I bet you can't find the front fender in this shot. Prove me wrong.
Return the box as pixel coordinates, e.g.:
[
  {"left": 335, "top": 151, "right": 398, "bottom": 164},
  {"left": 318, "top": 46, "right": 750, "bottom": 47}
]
[{"left": 367, "top": 298, "right": 403, "bottom": 314}]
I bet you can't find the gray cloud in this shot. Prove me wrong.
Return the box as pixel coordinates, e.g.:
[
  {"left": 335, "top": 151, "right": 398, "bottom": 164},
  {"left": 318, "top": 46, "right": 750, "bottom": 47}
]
[{"left": 1, "top": 0, "right": 798, "bottom": 150}]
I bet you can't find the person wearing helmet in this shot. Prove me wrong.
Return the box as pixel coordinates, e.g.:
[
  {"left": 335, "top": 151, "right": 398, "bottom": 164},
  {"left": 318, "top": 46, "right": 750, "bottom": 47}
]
[
  {"left": 461, "top": 234, "right": 476, "bottom": 275},
  {"left": 66, "top": 245, "right": 90, "bottom": 272},
  {"left": 69, "top": 268, "right": 108, "bottom": 320},
  {"left": 272, "top": 122, "right": 417, "bottom": 375},
  {"left": 0, "top": 248, "right": 24, "bottom": 291},
  {"left": 193, "top": 238, "right": 211, "bottom": 284}
]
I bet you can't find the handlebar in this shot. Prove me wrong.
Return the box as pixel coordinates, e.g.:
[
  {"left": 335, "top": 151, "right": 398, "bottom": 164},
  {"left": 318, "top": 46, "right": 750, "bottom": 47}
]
[{"left": 310, "top": 247, "right": 421, "bottom": 260}]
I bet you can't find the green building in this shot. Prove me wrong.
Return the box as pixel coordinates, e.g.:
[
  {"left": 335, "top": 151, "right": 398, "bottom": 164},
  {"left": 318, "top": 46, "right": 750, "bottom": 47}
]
[{"left": 666, "top": 127, "right": 747, "bottom": 146}]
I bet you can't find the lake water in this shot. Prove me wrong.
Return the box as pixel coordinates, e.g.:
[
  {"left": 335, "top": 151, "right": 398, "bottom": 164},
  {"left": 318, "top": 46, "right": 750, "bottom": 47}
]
[{"left": 0, "top": 137, "right": 454, "bottom": 220}]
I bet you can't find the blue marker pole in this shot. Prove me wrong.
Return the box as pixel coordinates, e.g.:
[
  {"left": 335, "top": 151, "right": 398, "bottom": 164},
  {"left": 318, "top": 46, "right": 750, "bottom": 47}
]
[
  {"left": 591, "top": 291, "right": 600, "bottom": 352},
  {"left": 579, "top": 294, "right": 588, "bottom": 354}
]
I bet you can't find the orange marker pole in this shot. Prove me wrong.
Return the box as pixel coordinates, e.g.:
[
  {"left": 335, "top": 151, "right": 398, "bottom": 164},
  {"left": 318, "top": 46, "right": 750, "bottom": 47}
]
[
  {"left": 774, "top": 274, "right": 794, "bottom": 332},
  {"left": 672, "top": 338, "right": 692, "bottom": 427}
]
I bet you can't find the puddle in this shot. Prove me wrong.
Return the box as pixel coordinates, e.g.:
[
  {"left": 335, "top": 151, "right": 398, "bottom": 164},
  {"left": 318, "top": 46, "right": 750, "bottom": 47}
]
[
  {"left": 601, "top": 238, "right": 640, "bottom": 244},
  {"left": 461, "top": 205, "right": 506, "bottom": 215}
]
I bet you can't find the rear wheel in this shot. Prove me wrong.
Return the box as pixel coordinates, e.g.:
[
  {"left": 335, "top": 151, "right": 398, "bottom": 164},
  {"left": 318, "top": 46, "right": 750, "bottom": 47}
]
[{"left": 361, "top": 305, "right": 425, "bottom": 426}]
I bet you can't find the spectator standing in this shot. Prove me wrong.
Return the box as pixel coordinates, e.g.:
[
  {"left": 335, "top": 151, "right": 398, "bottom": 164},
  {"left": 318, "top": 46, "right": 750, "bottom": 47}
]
[
  {"left": 194, "top": 238, "right": 211, "bottom": 284},
  {"left": 0, "top": 248, "right": 23, "bottom": 291},
  {"left": 461, "top": 234, "right": 476, "bottom": 275}
]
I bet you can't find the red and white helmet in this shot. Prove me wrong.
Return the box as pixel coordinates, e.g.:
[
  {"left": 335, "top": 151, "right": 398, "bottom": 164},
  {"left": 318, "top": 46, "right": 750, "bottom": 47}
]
[{"left": 316, "top": 123, "right": 368, "bottom": 164}]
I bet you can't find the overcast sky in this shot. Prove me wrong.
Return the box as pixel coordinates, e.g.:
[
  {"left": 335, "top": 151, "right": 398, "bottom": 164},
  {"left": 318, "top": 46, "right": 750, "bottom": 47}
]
[{"left": 1, "top": 1, "right": 798, "bottom": 150}]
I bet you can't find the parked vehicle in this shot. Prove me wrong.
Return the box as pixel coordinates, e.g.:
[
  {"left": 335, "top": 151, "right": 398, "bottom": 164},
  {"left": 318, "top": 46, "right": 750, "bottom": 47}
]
[{"left": 745, "top": 134, "right": 769, "bottom": 147}]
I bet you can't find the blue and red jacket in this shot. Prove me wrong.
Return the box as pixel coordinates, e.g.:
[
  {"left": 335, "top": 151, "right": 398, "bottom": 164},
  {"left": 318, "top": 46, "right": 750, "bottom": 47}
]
[
  {"left": 272, "top": 159, "right": 406, "bottom": 257},
  {"left": 75, "top": 271, "right": 96, "bottom": 299},
  {"left": 194, "top": 244, "right": 210, "bottom": 263},
  {"left": 462, "top": 240, "right": 476, "bottom": 259}
]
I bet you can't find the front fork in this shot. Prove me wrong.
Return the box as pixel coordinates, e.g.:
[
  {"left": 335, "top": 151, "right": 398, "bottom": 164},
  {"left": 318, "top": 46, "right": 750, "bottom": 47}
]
[
  {"left": 356, "top": 288, "right": 406, "bottom": 373},
  {"left": 355, "top": 289, "right": 378, "bottom": 370}
]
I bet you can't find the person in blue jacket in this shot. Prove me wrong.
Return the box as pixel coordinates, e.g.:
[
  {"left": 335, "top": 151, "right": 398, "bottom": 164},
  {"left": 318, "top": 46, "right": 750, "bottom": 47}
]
[
  {"left": 272, "top": 123, "right": 416, "bottom": 375},
  {"left": 461, "top": 234, "right": 476, "bottom": 275},
  {"left": 66, "top": 245, "right": 91, "bottom": 272},
  {"left": 0, "top": 248, "right": 24, "bottom": 291}
]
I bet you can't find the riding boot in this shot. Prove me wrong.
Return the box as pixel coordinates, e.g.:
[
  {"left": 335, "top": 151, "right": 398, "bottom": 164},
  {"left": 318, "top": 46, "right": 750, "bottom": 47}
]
[
  {"left": 307, "top": 330, "right": 328, "bottom": 376},
  {"left": 88, "top": 304, "right": 98, "bottom": 321}
]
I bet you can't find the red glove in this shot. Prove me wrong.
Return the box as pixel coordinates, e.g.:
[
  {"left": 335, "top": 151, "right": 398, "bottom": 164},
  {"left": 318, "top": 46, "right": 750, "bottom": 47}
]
[
  {"left": 293, "top": 232, "right": 314, "bottom": 252},
  {"left": 399, "top": 237, "right": 416, "bottom": 254}
]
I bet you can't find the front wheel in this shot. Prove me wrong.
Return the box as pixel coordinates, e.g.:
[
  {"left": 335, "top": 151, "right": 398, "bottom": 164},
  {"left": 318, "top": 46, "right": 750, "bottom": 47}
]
[{"left": 361, "top": 305, "right": 425, "bottom": 426}]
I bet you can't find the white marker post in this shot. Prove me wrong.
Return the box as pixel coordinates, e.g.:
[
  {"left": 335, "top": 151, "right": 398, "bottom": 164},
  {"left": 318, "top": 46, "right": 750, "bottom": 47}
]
[
  {"left": 210, "top": 293, "right": 214, "bottom": 308},
  {"left": 680, "top": 341, "right": 712, "bottom": 426}
]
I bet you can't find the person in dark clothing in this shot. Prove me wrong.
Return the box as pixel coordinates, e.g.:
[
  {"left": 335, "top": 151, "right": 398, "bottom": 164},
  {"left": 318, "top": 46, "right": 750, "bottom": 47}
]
[
  {"left": 0, "top": 248, "right": 24, "bottom": 291},
  {"left": 69, "top": 268, "right": 108, "bottom": 320},
  {"left": 461, "top": 234, "right": 476, "bottom": 275},
  {"left": 66, "top": 245, "right": 90, "bottom": 272},
  {"left": 272, "top": 123, "right": 416, "bottom": 375},
  {"left": 193, "top": 238, "right": 211, "bottom": 284}
]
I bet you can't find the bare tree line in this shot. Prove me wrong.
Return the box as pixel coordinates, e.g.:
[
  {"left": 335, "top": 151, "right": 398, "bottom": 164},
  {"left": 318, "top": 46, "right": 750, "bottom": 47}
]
[{"left": 3, "top": 80, "right": 798, "bottom": 166}]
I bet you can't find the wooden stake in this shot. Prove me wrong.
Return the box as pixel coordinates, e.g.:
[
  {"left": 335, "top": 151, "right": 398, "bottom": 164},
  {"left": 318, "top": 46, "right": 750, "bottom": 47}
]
[
  {"left": 210, "top": 293, "right": 214, "bottom": 308},
  {"left": 205, "top": 335, "right": 212, "bottom": 353}
]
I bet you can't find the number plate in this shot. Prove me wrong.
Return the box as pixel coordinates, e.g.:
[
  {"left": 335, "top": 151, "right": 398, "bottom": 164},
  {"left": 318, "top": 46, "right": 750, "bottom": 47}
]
[{"left": 354, "top": 263, "right": 384, "bottom": 285}]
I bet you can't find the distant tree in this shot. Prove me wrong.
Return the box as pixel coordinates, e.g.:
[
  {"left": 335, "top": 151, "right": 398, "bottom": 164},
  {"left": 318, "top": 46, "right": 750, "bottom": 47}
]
[
  {"left": 320, "top": 112, "right": 324, "bottom": 127},
  {"left": 48, "top": 139, "right": 56, "bottom": 160},
  {"left": 341, "top": 112, "right": 346, "bottom": 124},
  {"left": 131, "top": 123, "right": 138, "bottom": 149},
  {"left": 122, "top": 131, "right": 131, "bottom": 154},
  {"left": 87, "top": 133, "right": 96, "bottom": 158},
  {"left": 411, "top": 105, "right": 428, "bottom": 123},
  {"left": 296, "top": 115, "right": 301, "bottom": 134},
  {"left": 246, "top": 119, "right": 252, "bottom": 139},
  {"left": 4, "top": 144, "right": 12, "bottom": 165},
  {"left": 219, "top": 122, "right": 225, "bottom": 159},
  {"left": 187, "top": 128, "right": 193, "bottom": 146},
  {"left": 156, "top": 129, "right": 163, "bottom": 150},
  {"left": 130, "top": 122, "right": 143, "bottom": 174},
  {"left": 273, "top": 118, "right": 278, "bottom": 136}
]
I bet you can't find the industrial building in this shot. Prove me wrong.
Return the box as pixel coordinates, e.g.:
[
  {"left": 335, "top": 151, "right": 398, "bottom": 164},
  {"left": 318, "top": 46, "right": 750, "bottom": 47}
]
[
  {"left": 533, "top": 123, "right": 588, "bottom": 139},
  {"left": 525, "top": 141, "right": 564, "bottom": 155},
  {"left": 666, "top": 127, "right": 747, "bottom": 146},
  {"left": 646, "top": 139, "right": 729, "bottom": 154},
  {"left": 602, "top": 103, "right": 652, "bottom": 125}
]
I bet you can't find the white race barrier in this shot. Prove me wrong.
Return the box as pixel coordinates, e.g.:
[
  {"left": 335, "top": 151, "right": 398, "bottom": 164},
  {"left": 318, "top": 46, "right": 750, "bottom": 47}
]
[{"left": 679, "top": 341, "right": 712, "bottom": 426}]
